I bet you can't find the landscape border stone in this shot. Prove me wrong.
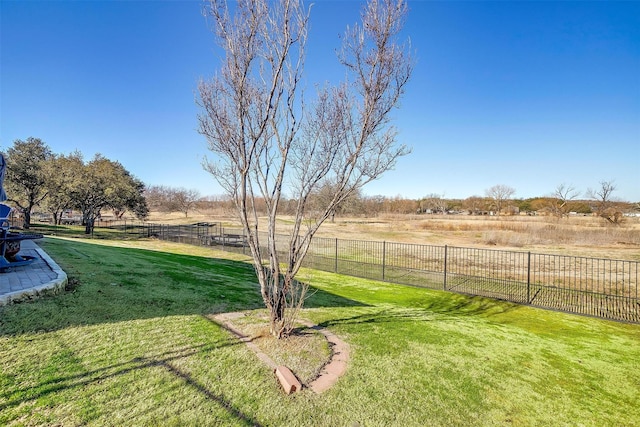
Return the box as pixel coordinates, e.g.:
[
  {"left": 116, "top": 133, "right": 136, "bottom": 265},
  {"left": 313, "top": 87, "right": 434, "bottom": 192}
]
[{"left": 211, "top": 312, "right": 350, "bottom": 394}]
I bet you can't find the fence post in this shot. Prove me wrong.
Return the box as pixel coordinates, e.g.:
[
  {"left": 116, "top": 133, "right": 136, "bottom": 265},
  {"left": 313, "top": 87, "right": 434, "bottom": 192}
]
[
  {"left": 334, "top": 238, "right": 338, "bottom": 273},
  {"left": 443, "top": 245, "right": 448, "bottom": 290},
  {"left": 382, "top": 241, "right": 386, "bottom": 281},
  {"left": 527, "top": 252, "right": 531, "bottom": 303}
]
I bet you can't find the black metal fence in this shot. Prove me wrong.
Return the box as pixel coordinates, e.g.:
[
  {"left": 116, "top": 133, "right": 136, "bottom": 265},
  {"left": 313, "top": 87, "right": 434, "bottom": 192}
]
[
  {"left": 84, "top": 220, "right": 640, "bottom": 323},
  {"left": 301, "top": 237, "right": 639, "bottom": 323}
]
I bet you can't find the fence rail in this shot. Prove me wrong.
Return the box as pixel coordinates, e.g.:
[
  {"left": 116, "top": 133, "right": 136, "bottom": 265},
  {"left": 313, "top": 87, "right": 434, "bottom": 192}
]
[{"left": 77, "top": 220, "right": 640, "bottom": 323}]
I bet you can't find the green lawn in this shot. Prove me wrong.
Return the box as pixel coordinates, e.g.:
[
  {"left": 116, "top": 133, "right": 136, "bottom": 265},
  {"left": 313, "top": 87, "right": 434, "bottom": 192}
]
[{"left": 1, "top": 237, "right": 639, "bottom": 426}]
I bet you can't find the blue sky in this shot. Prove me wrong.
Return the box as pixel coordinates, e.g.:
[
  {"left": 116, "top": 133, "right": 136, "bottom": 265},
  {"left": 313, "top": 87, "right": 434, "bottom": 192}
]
[{"left": 2, "top": 0, "right": 639, "bottom": 202}]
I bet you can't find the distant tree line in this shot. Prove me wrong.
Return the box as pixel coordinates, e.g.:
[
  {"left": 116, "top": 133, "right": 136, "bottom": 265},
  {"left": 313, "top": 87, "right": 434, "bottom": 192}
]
[
  {"left": 144, "top": 185, "right": 201, "bottom": 218},
  {"left": 151, "top": 180, "right": 635, "bottom": 225},
  {"left": 5, "top": 139, "right": 633, "bottom": 231},
  {"left": 411, "top": 182, "right": 634, "bottom": 224},
  {"left": 187, "top": 185, "right": 636, "bottom": 224},
  {"left": 2, "top": 137, "right": 148, "bottom": 233},
  {"left": 191, "top": 181, "right": 633, "bottom": 224}
]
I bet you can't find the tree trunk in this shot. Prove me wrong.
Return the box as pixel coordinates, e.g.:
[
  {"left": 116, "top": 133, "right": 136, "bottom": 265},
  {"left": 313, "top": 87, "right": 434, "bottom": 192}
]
[
  {"left": 84, "top": 217, "right": 94, "bottom": 234},
  {"left": 263, "top": 269, "right": 288, "bottom": 338},
  {"left": 22, "top": 209, "right": 31, "bottom": 229},
  {"left": 270, "top": 291, "right": 286, "bottom": 337}
]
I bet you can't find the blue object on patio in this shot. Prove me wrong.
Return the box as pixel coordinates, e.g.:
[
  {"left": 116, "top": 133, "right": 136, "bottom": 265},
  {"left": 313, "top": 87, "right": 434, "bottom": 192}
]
[
  {"left": 0, "top": 154, "right": 44, "bottom": 271},
  {"left": 0, "top": 203, "right": 43, "bottom": 271}
]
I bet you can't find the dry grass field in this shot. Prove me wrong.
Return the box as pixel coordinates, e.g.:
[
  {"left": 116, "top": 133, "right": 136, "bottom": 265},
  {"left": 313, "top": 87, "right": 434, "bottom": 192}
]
[{"left": 146, "top": 210, "right": 640, "bottom": 262}]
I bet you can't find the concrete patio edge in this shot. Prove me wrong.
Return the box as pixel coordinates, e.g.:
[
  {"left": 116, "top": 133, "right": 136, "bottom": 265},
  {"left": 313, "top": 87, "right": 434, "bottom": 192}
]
[{"left": 0, "top": 241, "right": 68, "bottom": 306}]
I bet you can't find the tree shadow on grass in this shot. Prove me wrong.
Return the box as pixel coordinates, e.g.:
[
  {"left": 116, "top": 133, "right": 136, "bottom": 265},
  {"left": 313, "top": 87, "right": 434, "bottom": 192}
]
[
  {"left": 0, "top": 339, "right": 263, "bottom": 426},
  {"left": 317, "top": 291, "right": 524, "bottom": 329},
  {"left": 0, "top": 238, "right": 367, "bottom": 336}
]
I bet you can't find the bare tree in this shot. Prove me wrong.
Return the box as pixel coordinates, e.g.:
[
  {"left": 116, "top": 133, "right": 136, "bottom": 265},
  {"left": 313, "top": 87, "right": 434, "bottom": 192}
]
[
  {"left": 547, "top": 183, "right": 580, "bottom": 217},
  {"left": 462, "top": 196, "right": 487, "bottom": 215},
  {"left": 361, "top": 195, "right": 385, "bottom": 217},
  {"left": 485, "top": 184, "right": 515, "bottom": 216},
  {"left": 144, "top": 185, "right": 174, "bottom": 213},
  {"left": 197, "top": 0, "right": 412, "bottom": 337},
  {"left": 172, "top": 188, "right": 201, "bottom": 218},
  {"left": 145, "top": 185, "right": 200, "bottom": 217},
  {"left": 308, "top": 183, "right": 363, "bottom": 221},
  {"left": 419, "top": 193, "right": 448, "bottom": 214},
  {"left": 587, "top": 180, "right": 623, "bottom": 225}
]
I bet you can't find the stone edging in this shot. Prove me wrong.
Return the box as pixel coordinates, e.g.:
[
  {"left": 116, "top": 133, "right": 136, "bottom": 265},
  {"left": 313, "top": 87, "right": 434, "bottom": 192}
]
[
  {"left": 298, "top": 319, "right": 350, "bottom": 393},
  {"left": 0, "top": 245, "right": 68, "bottom": 306},
  {"left": 33, "top": 244, "right": 69, "bottom": 293},
  {"left": 211, "top": 312, "right": 349, "bottom": 394}
]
